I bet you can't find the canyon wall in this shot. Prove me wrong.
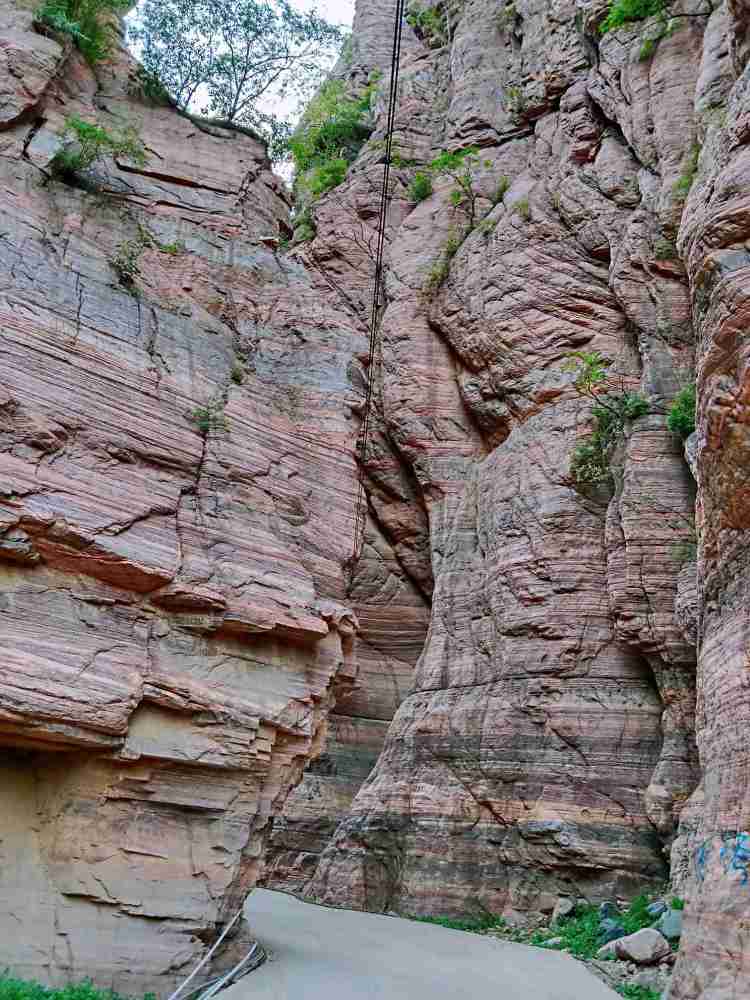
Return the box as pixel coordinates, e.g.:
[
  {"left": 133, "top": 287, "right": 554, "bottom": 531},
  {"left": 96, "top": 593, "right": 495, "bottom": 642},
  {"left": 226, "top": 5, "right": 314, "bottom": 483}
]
[
  {"left": 4, "top": 0, "right": 750, "bottom": 998},
  {"left": 279, "top": 1, "right": 749, "bottom": 997},
  {"left": 0, "top": 2, "right": 368, "bottom": 992}
]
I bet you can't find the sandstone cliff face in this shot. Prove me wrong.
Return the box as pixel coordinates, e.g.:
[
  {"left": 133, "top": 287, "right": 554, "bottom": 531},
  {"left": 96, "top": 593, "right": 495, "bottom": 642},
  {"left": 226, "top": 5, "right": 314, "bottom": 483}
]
[
  {"left": 0, "top": 3, "right": 367, "bottom": 992},
  {"left": 284, "top": 2, "right": 749, "bottom": 996},
  {"left": 5, "top": 1, "right": 750, "bottom": 998}
]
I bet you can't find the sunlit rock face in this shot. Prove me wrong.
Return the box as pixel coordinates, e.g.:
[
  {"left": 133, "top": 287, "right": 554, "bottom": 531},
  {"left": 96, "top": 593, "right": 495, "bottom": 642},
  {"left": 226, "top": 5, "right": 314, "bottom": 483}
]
[{"left": 0, "top": 3, "right": 365, "bottom": 992}]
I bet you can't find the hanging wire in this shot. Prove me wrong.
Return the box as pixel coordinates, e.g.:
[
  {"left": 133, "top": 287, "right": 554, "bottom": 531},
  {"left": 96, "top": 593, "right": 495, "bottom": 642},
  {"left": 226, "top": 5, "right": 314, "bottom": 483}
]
[{"left": 352, "top": 0, "right": 407, "bottom": 562}]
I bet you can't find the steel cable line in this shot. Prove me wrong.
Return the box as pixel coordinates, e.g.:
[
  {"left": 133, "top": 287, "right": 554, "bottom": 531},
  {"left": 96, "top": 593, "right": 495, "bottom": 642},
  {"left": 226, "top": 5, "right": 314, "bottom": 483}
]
[{"left": 352, "top": 0, "right": 406, "bottom": 563}]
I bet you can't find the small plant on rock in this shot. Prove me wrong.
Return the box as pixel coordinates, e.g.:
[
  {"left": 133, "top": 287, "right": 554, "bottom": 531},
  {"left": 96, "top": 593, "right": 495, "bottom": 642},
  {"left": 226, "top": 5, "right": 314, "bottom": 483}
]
[
  {"left": 667, "top": 383, "right": 696, "bottom": 438},
  {"left": 109, "top": 239, "right": 143, "bottom": 290},
  {"left": 51, "top": 114, "right": 146, "bottom": 180},
  {"left": 673, "top": 143, "right": 700, "bottom": 201},
  {"left": 513, "top": 196, "right": 531, "bottom": 221},
  {"left": 565, "top": 351, "right": 649, "bottom": 488},
  {"left": 408, "top": 171, "right": 434, "bottom": 203},
  {"left": 192, "top": 403, "right": 230, "bottom": 435},
  {"left": 492, "top": 175, "right": 510, "bottom": 205},
  {"left": 36, "top": 0, "right": 129, "bottom": 65}
]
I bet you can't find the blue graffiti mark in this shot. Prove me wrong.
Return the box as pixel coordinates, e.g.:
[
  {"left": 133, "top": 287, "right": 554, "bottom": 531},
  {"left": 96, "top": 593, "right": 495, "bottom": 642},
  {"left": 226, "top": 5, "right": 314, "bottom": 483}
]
[
  {"left": 695, "top": 839, "right": 709, "bottom": 883},
  {"left": 726, "top": 832, "right": 750, "bottom": 886}
]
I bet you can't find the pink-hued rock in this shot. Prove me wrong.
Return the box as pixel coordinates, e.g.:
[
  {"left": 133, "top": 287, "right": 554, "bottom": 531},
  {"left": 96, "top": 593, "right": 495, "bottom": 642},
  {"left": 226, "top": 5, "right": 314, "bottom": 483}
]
[
  {"left": 0, "top": 4, "right": 369, "bottom": 993},
  {"left": 304, "top": 0, "right": 702, "bottom": 921},
  {"left": 6, "top": 0, "right": 750, "bottom": 995}
]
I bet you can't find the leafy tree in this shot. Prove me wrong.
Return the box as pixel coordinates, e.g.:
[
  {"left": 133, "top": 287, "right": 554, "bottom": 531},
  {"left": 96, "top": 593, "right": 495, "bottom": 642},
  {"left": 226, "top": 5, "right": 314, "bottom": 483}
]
[{"left": 130, "top": 0, "right": 344, "bottom": 153}]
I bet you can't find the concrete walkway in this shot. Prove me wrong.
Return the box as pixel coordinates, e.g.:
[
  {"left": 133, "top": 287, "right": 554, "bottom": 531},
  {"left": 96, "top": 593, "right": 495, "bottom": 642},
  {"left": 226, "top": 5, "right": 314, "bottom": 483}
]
[{"left": 224, "top": 889, "right": 619, "bottom": 1000}]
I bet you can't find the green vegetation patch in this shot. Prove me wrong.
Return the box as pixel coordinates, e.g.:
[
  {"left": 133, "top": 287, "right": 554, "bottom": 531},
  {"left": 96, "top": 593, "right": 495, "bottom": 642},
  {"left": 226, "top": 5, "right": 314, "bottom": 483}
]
[
  {"left": 673, "top": 143, "right": 700, "bottom": 200},
  {"left": 289, "top": 78, "right": 377, "bottom": 201},
  {"left": 616, "top": 987, "right": 662, "bottom": 1000},
  {"left": 667, "top": 383, "right": 696, "bottom": 439},
  {"left": 408, "top": 170, "right": 434, "bottom": 203},
  {"left": 52, "top": 114, "right": 146, "bottom": 179},
  {"left": 413, "top": 913, "right": 502, "bottom": 932},
  {"left": 406, "top": 3, "right": 448, "bottom": 47},
  {"left": 0, "top": 976, "right": 155, "bottom": 1000},
  {"left": 600, "top": 0, "right": 667, "bottom": 34},
  {"left": 565, "top": 351, "right": 649, "bottom": 488},
  {"left": 37, "top": 0, "right": 129, "bottom": 65}
]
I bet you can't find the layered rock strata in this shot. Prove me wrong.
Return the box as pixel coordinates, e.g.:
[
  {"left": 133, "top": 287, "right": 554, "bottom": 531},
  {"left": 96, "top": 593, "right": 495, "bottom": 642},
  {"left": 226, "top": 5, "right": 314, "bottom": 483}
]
[
  {"left": 300, "top": 0, "right": 750, "bottom": 994},
  {"left": 0, "top": 4, "right": 365, "bottom": 992}
]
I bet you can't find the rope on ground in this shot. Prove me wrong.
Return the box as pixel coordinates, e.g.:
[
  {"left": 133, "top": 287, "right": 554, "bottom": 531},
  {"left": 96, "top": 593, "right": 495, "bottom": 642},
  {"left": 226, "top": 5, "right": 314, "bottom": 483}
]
[
  {"left": 352, "top": 0, "right": 407, "bottom": 562},
  {"left": 165, "top": 908, "right": 243, "bottom": 1000}
]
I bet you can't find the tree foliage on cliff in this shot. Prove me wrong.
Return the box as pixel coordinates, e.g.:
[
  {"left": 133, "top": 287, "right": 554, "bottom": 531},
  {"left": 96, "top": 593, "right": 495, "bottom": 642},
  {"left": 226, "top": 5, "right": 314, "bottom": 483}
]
[
  {"left": 288, "top": 78, "right": 377, "bottom": 200},
  {"left": 600, "top": 0, "right": 667, "bottom": 33},
  {"left": 37, "top": 0, "right": 129, "bottom": 64},
  {"left": 129, "top": 0, "right": 344, "bottom": 154}
]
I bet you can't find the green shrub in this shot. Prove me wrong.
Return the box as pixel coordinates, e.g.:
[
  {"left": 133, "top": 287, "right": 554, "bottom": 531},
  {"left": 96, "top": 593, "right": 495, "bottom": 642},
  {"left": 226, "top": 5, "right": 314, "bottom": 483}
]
[
  {"left": 289, "top": 78, "right": 376, "bottom": 200},
  {"left": 192, "top": 404, "right": 229, "bottom": 435},
  {"left": 292, "top": 206, "right": 316, "bottom": 244},
  {"left": 37, "top": 0, "right": 129, "bottom": 65},
  {"left": 231, "top": 362, "right": 245, "bottom": 385},
  {"left": 109, "top": 239, "right": 142, "bottom": 289},
  {"left": 406, "top": 4, "right": 448, "bottom": 47},
  {"left": 616, "top": 987, "right": 661, "bottom": 1000},
  {"left": 600, "top": 0, "right": 667, "bottom": 35},
  {"left": 667, "top": 384, "right": 696, "bottom": 438},
  {"left": 52, "top": 114, "right": 146, "bottom": 178},
  {"left": 497, "top": 3, "right": 516, "bottom": 30},
  {"left": 566, "top": 352, "right": 649, "bottom": 487},
  {"left": 513, "top": 197, "right": 531, "bottom": 221},
  {"left": 409, "top": 171, "right": 434, "bottom": 203},
  {"left": 550, "top": 905, "right": 602, "bottom": 959},
  {"left": 620, "top": 894, "right": 653, "bottom": 936},
  {"left": 673, "top": 143, "right": 700, "bottom": 200}
]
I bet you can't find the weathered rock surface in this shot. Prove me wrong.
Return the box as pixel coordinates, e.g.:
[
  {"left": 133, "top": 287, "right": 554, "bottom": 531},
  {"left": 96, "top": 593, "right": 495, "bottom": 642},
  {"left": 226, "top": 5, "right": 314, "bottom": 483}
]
[
  {"left": 305, "top": 0, "right": 702, "bottom": 921},
  {"left": 614, "top": 928, "right": 672, "bottom": 965},
  {"left": 0, "top": 4, "right": 369, "bottom": 993},
  {"left": 4, "top": 0, "right": 750, "bottom": 997}
]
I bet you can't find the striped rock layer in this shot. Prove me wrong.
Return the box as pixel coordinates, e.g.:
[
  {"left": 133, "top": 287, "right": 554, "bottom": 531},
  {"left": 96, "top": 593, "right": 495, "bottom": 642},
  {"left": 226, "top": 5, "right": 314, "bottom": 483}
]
[
  {"left": 0, "top": 4, "right": 369, "bottom": 994},
  {"left": 269, "top": 2, "right": 750, "bottom": 998}
]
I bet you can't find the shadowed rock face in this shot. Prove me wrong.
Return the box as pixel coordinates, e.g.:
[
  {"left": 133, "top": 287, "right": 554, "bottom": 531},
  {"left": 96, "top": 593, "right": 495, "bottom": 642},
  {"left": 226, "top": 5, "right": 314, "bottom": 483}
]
[
  {"left": 0, "top": 4, "right": 369, "bottom": 993},
  {"left": 298, "top": 0, "right": 705, "bottom": 923},
  {"left": 298, "top": 0, "right": 750, "bottom": 989}
]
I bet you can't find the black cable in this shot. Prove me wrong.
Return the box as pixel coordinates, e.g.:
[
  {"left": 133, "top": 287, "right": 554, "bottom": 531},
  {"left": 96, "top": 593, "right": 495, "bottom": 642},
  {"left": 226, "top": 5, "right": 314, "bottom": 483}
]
[{"left": 352, "top": 0, "right": 406, "bottom": 563}]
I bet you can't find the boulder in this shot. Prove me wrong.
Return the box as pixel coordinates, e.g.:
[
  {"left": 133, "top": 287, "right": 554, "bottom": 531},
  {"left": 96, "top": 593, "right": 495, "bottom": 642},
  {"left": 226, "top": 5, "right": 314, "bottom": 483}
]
[
  {"left": 614, "top": 929, "right": 672, "bottom": 965},
  {"left": 657, "top": 909, "right": 683, "bottom": 940},
  {"left": 552, "top": 897, "right": 577, "bottom": 923},
  {"left": 600, "top": 918, "right": 626, "bottom": 944}
]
